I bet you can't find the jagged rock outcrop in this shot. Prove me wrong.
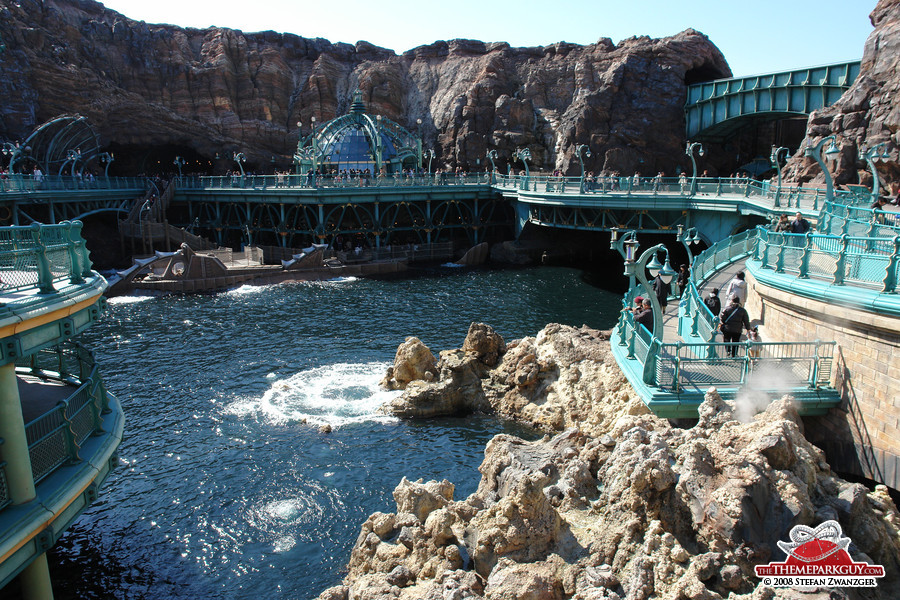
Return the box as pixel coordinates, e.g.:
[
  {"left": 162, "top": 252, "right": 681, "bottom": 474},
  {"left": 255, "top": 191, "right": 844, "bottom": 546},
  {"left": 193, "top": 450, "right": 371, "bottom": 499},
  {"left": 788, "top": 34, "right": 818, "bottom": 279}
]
[
  {"left": 323, "top": 324, "right": 900, "bottom": 599},
  {"left": 785, "top": 0, "right": 900, "bottom": 189},
  {"left": 322, "top": 381, "right": 900, "bottom": 598},
  {"left": 0, "top": 0, "right": 729, "bottom": 174}
]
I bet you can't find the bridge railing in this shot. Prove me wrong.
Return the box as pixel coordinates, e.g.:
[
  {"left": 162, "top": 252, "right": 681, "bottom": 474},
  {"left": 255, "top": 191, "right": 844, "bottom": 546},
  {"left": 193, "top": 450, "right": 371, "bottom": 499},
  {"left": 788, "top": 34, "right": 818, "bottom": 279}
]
[
  {"left": 615, "top": 295, "right": 835, "bottom": 391},
  {"left": 819, "top": 200, "right": 900, "bottom": 237},
  {"left": 0, "top": 439, "right": 8, "bottom": 511},
  {"left": 178, "top": 173, "right": 492, "bottom": 190},
  {"left": 755, "top": 227, "right": 900, "bottom": 291},
  {"left": 16, "top": 343, "right": 111, "bottom": 485},
  {"left": 0, "top": 175, "right": 148, "bottom": 193},
  {"left": 0, "top": 222, "right": 94, "bottom": 294}
]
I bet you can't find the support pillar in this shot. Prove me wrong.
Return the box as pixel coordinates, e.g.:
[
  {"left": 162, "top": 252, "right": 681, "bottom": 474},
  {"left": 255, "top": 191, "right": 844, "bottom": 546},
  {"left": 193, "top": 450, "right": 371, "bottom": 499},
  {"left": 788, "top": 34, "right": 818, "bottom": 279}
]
[
  {"left": 0, "top": 363, "right": 36, "bottom": 505},
  {"left": 19, "top": 554, "right": 54, "bottom": 600}
]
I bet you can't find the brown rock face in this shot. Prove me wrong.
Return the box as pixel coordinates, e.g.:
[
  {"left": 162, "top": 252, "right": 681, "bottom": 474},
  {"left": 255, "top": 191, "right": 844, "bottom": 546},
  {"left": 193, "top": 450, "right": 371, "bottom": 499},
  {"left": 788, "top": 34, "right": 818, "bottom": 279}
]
[
  {"left": 0, "top": 0, "right": 730, "bottom": 174},
  {"left": 786, "top": 0, "right": 900, "bottom": 188}
]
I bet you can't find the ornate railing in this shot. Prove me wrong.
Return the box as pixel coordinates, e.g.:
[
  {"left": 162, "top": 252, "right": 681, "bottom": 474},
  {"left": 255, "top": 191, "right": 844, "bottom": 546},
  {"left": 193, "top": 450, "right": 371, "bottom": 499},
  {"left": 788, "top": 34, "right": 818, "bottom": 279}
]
[
  {"left": 819, "top": 200, "right": 900, "bottom": 237},
  {"left": 615, "top": 301, "right": 835, "bottom": 392},
  {"left": 755, "top": 228, "right": 900, "bottom": 291},
  {"left": 0, "top": 175, "right": 148, "bottom": 193},
  {"left": 0, "top": 221, "right": 94, "bottom": 293},
  {"left": 177, "top": 173, "right": 492, "bottom": 190},
  {"left": 17, "top": 344, "right": 111, "bottom": 485}
]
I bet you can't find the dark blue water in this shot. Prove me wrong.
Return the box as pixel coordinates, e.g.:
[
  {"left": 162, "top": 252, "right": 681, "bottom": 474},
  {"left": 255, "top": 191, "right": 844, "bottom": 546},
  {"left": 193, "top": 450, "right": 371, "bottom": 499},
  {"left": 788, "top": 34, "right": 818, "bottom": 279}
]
[{"left": 34, "top": 266, "right": 620, "bottom": 600}]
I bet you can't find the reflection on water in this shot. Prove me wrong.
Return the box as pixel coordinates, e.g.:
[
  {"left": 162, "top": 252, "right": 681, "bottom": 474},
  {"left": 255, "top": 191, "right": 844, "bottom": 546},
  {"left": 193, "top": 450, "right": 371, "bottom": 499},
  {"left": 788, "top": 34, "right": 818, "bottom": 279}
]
[{"left": 9, "top": 266, "right": 619, "bottom": 600}]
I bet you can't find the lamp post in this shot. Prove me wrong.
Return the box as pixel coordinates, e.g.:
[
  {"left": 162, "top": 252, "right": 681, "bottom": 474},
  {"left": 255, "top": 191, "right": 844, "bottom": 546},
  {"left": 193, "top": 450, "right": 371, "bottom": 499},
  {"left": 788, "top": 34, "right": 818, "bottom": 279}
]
[
  {"left": 416, "top": 118, "right": 423, "bottom": 171},
  {"left": 99, "top": 152, "right": 115, "bottom": 178},
  {"left": 624, "top": 242, "right": 677, "bottom": 341},
  {"left": 486, "top": 149, "right": 498, "bottom": 184},
  {"left": 859, "top": 142, "right": 890, "bottom": 203},
  {"left": 232, "top": 152, "right": 246, "bottom": 178},
  {"left": 512, "top": 147, "right": 531, "bottom": 190},
  {"left": 1, "top": 142, "right": 23, "bottom": 173},
  {"left": 426, "top": 149, "right": 435, "bottom": 175},
  {"left": 676, "top": 224, "right": 701, "bottom": 269},
  {"left": 610, "top": 227, "right": 639, "bottom": 291},
  {"left": 804, "top": 135, "right": 840, "bottom": 203},
  {"left": 375, "top": 114, "right": 383, "bottom": 174},
  {"left": 770, "top": 145, "right": 789, "bottom": 208},
  {"left": 576, "top": 144, "right": 591, "bottom": 193},
  {"left": 685, "top": 141, "right": 704, "bottom": 196},
  {"left": 60, "top": 149, "right": 82, "bottom": 177},
  {"left": 311, "top": 116, "right": 319, "bottom": 174},
  {"left": 173, "top": 156, "right": 185, "bottom": 178}
]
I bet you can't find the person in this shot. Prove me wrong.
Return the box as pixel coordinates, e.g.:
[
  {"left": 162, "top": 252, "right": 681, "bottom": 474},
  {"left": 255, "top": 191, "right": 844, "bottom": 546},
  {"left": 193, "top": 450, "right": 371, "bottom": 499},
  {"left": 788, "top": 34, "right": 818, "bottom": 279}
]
[
  {"left": 747, "top": 326, "right": 762, "bottom": 358},
  {"left": 719, "top": 297, "right": 751, "bottom": 357},
  {"left": 676, "top": 264, "right": 690, "bottom": 297},
  {"left": 725, "top": 271, "right": 747, "bottom": 306},
  {"left": 790, "top": 212, "right": 811, "bottom": 234},
  {"left": 679, "top": 171, "right": 687, "bottom": 194},
  {"left": 704, "top": 287, "right": 721, "bottom": 317},
  {"left": 634, "top": 298, "right": 654, "bottom": 333},
  {"left": 774, "top": 214, "right": 791, "bottom": 233},
  {"left": 653, "top": 274, "right": 671, "bottom": 314}
]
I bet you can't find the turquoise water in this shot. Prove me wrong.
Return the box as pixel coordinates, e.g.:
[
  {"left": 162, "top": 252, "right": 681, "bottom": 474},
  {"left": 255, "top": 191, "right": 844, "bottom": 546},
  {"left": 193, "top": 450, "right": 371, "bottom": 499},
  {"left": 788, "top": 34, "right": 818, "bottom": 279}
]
[{"left": 30, "top": 266, "right": 621, "bottom": 600}]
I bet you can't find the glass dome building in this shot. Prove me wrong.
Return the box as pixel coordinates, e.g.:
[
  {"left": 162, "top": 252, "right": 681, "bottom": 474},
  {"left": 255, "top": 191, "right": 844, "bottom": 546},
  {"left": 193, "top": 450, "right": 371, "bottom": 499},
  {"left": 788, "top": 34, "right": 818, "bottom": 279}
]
[{"left": 293, "top": 91, "right": 421, "bottom": 175}]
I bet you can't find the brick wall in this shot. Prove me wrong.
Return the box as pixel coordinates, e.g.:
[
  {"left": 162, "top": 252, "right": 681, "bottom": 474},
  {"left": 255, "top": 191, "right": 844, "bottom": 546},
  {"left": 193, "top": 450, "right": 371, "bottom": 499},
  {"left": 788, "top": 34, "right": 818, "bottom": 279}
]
[{"left": 745, "top": 269, "right": 900, "bottom": 491}]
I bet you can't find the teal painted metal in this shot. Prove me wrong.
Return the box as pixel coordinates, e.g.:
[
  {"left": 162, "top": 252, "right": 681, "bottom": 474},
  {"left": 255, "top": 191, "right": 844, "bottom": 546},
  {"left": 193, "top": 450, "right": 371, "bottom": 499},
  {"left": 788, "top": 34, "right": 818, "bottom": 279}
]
[
  {"left": 754, "top": 227, "right": 900, "bottom": 292},
  {"left": 0, "top": 345, "right": 122, "bottom": 590},
  {"left": 686, "top": 61, "right": 860, "bottom": 140}
]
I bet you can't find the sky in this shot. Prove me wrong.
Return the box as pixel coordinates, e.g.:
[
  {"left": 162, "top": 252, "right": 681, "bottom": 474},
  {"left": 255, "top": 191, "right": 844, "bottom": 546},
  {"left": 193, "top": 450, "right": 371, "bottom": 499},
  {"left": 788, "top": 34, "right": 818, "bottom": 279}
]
[{"left": 97, "top": 0, "right": 874, "bottom": 77}]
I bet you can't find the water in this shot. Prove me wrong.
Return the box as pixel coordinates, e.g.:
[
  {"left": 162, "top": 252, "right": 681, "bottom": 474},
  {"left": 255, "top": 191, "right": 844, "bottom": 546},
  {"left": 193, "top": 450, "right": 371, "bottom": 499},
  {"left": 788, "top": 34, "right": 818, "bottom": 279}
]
[{"left": 13, "top": 266, "right": 621, "bottom": 600}]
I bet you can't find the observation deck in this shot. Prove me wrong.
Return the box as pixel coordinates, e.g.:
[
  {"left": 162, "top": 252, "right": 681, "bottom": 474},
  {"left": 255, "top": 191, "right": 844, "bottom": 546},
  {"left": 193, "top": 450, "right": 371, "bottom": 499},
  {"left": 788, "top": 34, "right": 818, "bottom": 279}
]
[{"left": 0, "top": 222, "right": 123, "bottom": 599}]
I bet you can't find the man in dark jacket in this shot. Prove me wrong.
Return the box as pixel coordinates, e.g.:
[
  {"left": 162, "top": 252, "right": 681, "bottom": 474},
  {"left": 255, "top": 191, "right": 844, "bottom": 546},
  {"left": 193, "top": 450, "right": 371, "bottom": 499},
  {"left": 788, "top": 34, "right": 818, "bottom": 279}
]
[
  {"left": 704, "top": 288, "right": 721, "bottom": 317},
  {"left": 719, "top": 297, "right": 751, "bottom": 356},
  {"left": 634, "top": 298, "right": 654, "bottom": 334}
]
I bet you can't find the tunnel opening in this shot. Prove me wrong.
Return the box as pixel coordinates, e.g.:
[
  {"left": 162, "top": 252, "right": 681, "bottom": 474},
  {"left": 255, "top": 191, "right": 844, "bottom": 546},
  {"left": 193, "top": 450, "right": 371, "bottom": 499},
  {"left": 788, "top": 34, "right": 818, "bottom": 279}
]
[{"left": 685, "top": 64, "right": 728, "bottom": 86}]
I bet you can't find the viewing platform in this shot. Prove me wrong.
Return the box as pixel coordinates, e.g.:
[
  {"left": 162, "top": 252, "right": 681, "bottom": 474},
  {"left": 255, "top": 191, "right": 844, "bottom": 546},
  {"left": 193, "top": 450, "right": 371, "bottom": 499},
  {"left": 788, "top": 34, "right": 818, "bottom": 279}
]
[{"left": 0, "top": 222, "right": 123, "bottom": 599}]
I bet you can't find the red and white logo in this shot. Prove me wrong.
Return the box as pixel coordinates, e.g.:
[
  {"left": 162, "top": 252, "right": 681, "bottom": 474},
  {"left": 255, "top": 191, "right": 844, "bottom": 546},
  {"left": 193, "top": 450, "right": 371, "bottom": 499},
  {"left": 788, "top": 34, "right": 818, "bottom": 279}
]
[{"left": 755, "top": 520, "right": 884, "bottom": 588}]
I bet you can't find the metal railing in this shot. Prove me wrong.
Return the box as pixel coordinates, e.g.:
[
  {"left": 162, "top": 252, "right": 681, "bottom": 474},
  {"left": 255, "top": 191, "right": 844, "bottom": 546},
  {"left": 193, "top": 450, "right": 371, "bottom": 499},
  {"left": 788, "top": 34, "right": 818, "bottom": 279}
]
[
  {"left": 819, "top": 200, "right": 900, "bottom": 237},
  {"left": 755, "top": 227, "right": 900, "bottom": 292},
  {"left": 0, "top": 222, "right": 94, "bottom": 294},
  {"left": 18, "top": 344, "right": 111, "bottom": 486},
  {"left": 0, "top": 175, "right": 148, "bottom": 193},
  {"left": 177, "top": 172, "right": 493, "bottom": 190},
  {"left": 615, "top": 302, "right": 835, "bottom": 392}
]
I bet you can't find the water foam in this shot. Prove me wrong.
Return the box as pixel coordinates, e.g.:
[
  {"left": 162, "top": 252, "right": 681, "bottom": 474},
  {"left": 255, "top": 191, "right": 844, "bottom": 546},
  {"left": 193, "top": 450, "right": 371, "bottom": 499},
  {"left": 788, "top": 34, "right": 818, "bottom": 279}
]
[
  {"left": 107, "top": 295, "right": 156, "bottom": 305},
  {"left": 227, "top": 362, "right": 400, "bottom": 427}
]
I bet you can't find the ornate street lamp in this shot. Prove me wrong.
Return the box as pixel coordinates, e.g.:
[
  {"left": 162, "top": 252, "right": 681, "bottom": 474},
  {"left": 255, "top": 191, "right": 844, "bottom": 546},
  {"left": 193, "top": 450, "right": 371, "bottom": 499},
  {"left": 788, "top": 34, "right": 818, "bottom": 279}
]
[
  {"left": 770, "top": 145, "right": 789, "bottom": 208},
  {"left": 60, "top": 148, "right": 82, "bottom": 176},
  {"left": 804, "top": 135, "right": 840, "bottom": 203},
  {"left": 486, "top": 149, "right": 498, "bottom": 184},
  {"left": 685, "top": 141, "right": 704, "bottom": 196},
  {"left": 621, "top": 238, "right": 676, "bottom": 341},
  {"left": 512, "top": 147, "right": 531, "bottom": 190},
  {"left": 676, "top": 224, "right": 702, "bottom": 269},
  {"left": 610, "top": 227, "right": 639, "bottom": 291},
  {"left": 173, "top": 156, "right": 185, "bottom": 178},
  {"left": 99, "top": 152, "right": 115, "bottom": 178},
  {"left": 416, "top": 118, "right": 423, "bottom": 170},
  {"left": 232, "top": 152, "right": 246, "bottom": 178},
  {"left": 1, "top": 142, "right": 23, "bottom": 173},
  {"left": 859, "top": 142, "right": 890, "bottom": 203},
  {"left": 426, "top": 149, "right": 435, "bottom": 175},
  {"left": 576, "top": 144, "right": 591, "bottom": 194}
]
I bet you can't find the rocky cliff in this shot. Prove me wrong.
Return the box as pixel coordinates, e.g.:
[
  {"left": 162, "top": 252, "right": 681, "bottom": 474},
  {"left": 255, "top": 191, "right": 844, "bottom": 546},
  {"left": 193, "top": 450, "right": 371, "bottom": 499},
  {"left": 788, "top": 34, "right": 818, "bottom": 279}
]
[
  {"left": 320, "top": 324, "right": 900, "bottom": 599},
  {"left": 0, "top": 0, "right": 729, "bottom": 174},
  {"left": 786, "top": 0, "right": 900, "bottom": 189}
]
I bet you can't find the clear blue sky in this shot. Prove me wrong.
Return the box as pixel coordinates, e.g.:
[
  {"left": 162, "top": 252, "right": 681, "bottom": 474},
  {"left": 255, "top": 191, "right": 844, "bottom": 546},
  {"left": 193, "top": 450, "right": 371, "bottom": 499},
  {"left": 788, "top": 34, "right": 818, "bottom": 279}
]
[{"left": 98, "top": 0, "right": 874, "bottom": 77}]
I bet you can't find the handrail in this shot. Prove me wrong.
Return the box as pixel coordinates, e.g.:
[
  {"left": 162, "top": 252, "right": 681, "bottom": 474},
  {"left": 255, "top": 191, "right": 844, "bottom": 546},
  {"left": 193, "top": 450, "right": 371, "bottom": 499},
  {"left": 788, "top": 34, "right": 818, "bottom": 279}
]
[
  {"left": 0, "top": 438, "right": 9, "bottom": 511},
  {"left": 18, "top": 343, "right": 109, "bottom": 485},
  {"left": 819, "top": 200, "right": 900, "bottom": 237},
  {"left": 178, "top": 172, "right": 494, "bottom": 190},
  {"left": 0, "top": 221, "right": 94, "bottom": 293},
  {"left": 0, "top": 174, "right": 148, "bottom": 193},
  {"left": 754, "top": 227, "right": 900, "bottom": 292}
]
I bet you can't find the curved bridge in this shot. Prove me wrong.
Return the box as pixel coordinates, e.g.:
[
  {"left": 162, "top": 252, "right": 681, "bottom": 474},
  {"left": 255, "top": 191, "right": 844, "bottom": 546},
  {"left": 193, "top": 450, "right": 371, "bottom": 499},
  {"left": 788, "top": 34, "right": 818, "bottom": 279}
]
[{"left": 686, "top": 61, "right": 860, "bottom": 141}]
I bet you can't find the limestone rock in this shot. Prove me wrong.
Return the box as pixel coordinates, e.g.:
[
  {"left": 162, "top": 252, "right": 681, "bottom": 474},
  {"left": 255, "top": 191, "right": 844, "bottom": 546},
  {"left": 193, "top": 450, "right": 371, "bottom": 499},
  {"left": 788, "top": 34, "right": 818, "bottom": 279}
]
[
  {"left": 462, "top": 322, "right": 506, "bottom": 367},
  {"left": 382, "top": 336, "right": 438, "bottom": 390}
]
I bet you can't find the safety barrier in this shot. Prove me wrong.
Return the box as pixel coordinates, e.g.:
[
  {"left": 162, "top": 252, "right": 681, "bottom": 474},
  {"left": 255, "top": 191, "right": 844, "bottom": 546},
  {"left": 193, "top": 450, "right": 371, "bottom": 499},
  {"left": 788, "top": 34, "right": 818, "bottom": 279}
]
[{"left": 0, "top": 221, "right": 94, "bottom": 294}]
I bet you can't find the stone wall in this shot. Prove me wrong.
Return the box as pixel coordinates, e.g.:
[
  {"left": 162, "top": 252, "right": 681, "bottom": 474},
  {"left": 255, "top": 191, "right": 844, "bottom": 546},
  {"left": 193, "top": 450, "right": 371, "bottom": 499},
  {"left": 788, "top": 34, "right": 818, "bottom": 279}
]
[{"left": 744, "top": 267, "right": 900, "bottom": 491}]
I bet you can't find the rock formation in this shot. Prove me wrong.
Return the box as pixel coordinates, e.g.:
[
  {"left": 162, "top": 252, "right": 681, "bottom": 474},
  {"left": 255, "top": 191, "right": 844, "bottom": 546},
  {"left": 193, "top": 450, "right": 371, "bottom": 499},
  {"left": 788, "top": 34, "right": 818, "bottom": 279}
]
[
  {"left": 786, "top": 0, "right": 900, "bottom": 189},
  {"left": 319, "top": 323, "right": 900, "bottom": 599},
  {"left": 0, "top": 0, "right": 729, "bottom": 175}
]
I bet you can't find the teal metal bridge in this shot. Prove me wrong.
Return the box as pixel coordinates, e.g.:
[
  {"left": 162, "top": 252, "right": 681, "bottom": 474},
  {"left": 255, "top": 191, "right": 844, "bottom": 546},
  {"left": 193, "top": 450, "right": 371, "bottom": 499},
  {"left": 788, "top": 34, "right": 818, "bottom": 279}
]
[
  {"left": 0, "top": 175, "right": 148, "bottom": 225},
  {"left": 685, "top": 61, "right": 860, "bottom": 141}
]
